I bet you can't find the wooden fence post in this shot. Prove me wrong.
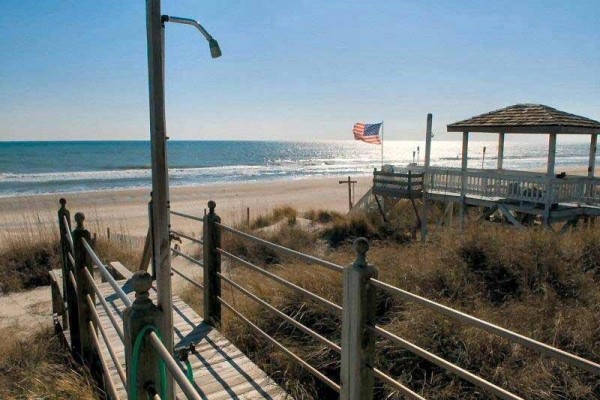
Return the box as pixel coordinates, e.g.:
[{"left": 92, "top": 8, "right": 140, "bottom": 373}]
[
  {"left": 203, "top": 200, "right": 222, "bottom": 326},
  {"left": 124, "top": 271, "right": 164, "bottom": 399},
  {"left": 72, "top": 212, "right": 96, "bottom": 366},
  {"left": 58, "top": 198, "right": 71, "bottom": 329},
  {"left": 340, "top": 238, "right": 378, "bottom": 400}
]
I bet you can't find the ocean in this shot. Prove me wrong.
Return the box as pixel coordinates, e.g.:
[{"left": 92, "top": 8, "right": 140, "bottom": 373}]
[{"left": 0, "top": 140, "right": 596, "bottom": 197}]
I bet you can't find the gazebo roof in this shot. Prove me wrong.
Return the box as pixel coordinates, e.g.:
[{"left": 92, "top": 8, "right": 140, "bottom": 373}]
[{"left": 447, "top": 104, "right": 600, "bottom": 134}]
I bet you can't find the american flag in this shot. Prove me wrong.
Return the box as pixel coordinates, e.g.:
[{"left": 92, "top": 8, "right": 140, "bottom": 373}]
[{"left": 353, "top": 122, "right": 382, "bottom": 144}]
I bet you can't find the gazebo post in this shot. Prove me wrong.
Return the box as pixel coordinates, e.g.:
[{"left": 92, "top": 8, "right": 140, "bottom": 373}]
[
  {"left": 543, "top": 133, "right": 557, "bottom": 226},
  {"left": 459, "top": 131, "right": 469, "bottom": 228},
  {"left": 589, "top": 134, "right": 597, "bottom": 178},
  {"left": 497, "top": 132, "right": 505, "bottom": 170},
  {"left": 421, "top": 113, "right": 433, "bottom": 239}
]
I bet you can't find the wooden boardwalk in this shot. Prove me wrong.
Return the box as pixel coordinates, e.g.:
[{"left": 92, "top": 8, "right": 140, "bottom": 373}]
[{"left": 90, "top": 273, "right": 287, "bottom": 399}]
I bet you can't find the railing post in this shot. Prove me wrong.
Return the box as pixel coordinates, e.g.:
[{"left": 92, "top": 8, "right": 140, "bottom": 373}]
[
  {"left": 72, "top": 212, "right": 96, "bottom": 365},
  {"left": 203, "top": 200, "right": 222, "bottom": 326},
  {"left": 58, "top": 198, "right": 71, "bottom": 329},
  {"left": 124, "top": 271, "right": 164, "bottom": 399},
  {"left": 340, "top": 238, "right": 378, "bottom": 400}
]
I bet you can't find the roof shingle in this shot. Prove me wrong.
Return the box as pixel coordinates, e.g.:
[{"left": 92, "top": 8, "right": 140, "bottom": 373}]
[{"left": 447, "top": 104, "right": 600, "bottom": 134}]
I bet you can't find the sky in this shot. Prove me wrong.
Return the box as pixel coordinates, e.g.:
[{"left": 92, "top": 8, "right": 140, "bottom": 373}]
[{"left": 0, "top": 0, "right": 599, "bottom": 142}]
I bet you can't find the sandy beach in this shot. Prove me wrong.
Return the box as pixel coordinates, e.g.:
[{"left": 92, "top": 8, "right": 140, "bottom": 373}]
[
  {"left": 0, "top": 175, "right": 373, "bottom": 237},
  {"left": 1, "top": 165, "right": 596, "bottom": 239}
]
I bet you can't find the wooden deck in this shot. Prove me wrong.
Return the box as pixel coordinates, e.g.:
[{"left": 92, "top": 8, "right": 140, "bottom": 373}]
[{"left": 82, "top": 274, "right": 287, "bottom": 399}]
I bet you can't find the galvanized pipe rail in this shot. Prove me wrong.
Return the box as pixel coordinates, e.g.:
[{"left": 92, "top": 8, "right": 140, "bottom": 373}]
[
  {"left": 86, "top": 294, "right": 127, "bottom": 386},
  {"left": 147, "top": 331, "right": 203, "bottom": 400},
  {"left": 217, "top": 272, "right": 341, "bottom": 353},
  {"left": 170, "top": 247, "right": 204, "bottom": 268},
  {"left": 370, "top": 278, "right": 600, "bottom": 376},
  {"left": 84, "top": 268, "right": 125, "bottom": 342},
  {"left": 170, "top": 210, "right": 205, "bottom": 223},
  {"left": 171, "top": 266, "right": 204, "bottom": 290},
  {"left": 216, "top": 222, "right": 344, "bottom": 273},
  {"left": 370, "top": 325, "right": 522, "bottom": 400},
  {"left": 83, "top": 238, "right": 132, "bottom": 308},
  {"left": 170, "top": 229, "right": 203, "bottom": 245},
  {"left": 217, "top": 247, "right": 342, "bottom": 314},
  {"left": 218, "top": 296, "right": 341, "bottom": 392},
  {"left": 89, "top": 320, "right": 122, "bottom": 400}
]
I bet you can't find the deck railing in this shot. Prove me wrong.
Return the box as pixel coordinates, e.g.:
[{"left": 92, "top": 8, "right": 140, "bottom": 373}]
[
  {"left": 392, "top": 166, "right": 600, "bottom": 207},
  {"left": 167, "top": 201, "right": 600, "bottom": 400}
]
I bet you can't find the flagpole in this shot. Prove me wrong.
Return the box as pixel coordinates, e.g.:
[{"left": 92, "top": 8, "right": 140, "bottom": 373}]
[{"left": 381, "top": 120, "right": 384, "bottom": 168}]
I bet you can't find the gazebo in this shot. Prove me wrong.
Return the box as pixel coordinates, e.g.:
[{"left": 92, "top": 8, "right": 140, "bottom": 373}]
[
  {"left": 447, "top": 104, "right": 599, "bottom": 178},
  {"left": 445, "top": 104, "right": 599, "bottom": 226},
  {"left": 365, "top": 104, "right": 600, "bottom": 233}
]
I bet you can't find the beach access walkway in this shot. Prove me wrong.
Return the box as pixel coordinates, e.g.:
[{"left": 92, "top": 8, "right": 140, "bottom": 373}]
[
  {"left": 52, "top": 265, "right": 285, "bottom": 399},
  {"left": 49, "top": 200, "right": 600, "bottom": 400}
]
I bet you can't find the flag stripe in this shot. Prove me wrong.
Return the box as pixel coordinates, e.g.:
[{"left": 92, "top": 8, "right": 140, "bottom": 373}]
[{"left": 353, "top": 122, "right": 382, "bottom": 145}]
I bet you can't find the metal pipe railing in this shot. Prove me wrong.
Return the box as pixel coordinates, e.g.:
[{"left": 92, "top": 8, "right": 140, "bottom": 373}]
[
  {"left": 218, "top": 248, "right": 342, "bottom": 315},
  {"left": 89, "top": 321, "right": 121, "bottom": 400},
  {"left": 171, "top": 247, "right": 203, "bottom": 267},
  {"left": 170, "top": 229, "right": 203, "bottom": 245},
  {"left": 170, "top": 210, "right": 204, "bottom": 223},
  {"left": 63, "top": 215, "right": 74, "bottom": 254},
  {"left": 67, "top": 253, "right": 75, "bottom": 269},
  {"left": 372, "top": 368, "right": 426, "bottom": 400},
  {"left": 371, "top": 325, "right": 522, "bottom": 400},
  {"left": 87, "top": 294, "right": 127, "bottom": 386},
  {"left": 371, "top": 278, "right": 600, "bottom": 375},
  {"left": 219, "top": 296, "right": 341, "bottom": 392},
  {"left": 82, "top": 238, "right": 133, "bottom": 308},
  {"left": 68, "top": 270, "right": 78, "bottom": 292},
  {"left": 147, "top": 331, "right": 202, "bottom": 400},
  {"left": 172, "top": 267, "right": 203, "bottom": 290},
  {"left": 218, "top": 272, "right": 340, "bottom": 353},
  {"left": 83, "top": 268, "right": 125, "bottom": 342},
  {"left": 217, "top": 222, "right": 344, "bottom": 273}
]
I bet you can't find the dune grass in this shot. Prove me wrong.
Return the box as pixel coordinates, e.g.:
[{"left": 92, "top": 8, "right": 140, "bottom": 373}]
[
  {"left": 0, "top": 216, "right": 141, "bottom": 398},
  {"left": 182, "top": 205, "right": 600, "bottom": 399},
  {"left": 0, "top": 324, "right": 100, "bottom": 399}
]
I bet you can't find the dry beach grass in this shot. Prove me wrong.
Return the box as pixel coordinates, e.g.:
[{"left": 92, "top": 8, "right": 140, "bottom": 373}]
[{"left": 181, "top": 206, "right": 600, "bottom": 399}]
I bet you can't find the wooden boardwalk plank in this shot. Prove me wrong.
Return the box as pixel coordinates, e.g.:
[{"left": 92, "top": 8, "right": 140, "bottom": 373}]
[{"left": 92, "top": 278, "right": 288, "bottom": 399}]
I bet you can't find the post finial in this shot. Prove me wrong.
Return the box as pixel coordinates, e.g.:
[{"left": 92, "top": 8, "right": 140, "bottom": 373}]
[
  {"left": 353, "top": 237, "right": 369, "bottom": 267},
  {"left": 74, "top": 212, "right": 85, "bottom": 228},
  {"left": 208, "top": 200, "right": 216, "bottom": 214},
  {"left": 131, "top": 270, "right": 153, "bottom": 302}
]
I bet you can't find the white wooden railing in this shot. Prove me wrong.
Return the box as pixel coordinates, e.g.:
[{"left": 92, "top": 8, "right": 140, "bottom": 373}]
[{"left": 395, "top": 166, "right": 600, "bottom": 207}]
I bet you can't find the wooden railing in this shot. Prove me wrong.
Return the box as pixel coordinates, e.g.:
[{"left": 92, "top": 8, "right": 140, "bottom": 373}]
[
  {"left": 373, "top": 169, "right": 424, "bottom": 198},
  {"left": 168, "top": 201, "right": 600, "bottom": 400},
  {"left": 394, "top": 166, "right": 600, "bottom": 207}
]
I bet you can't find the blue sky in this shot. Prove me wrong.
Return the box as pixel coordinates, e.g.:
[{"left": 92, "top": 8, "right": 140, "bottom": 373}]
[{"left": 0, "top": 0, "right": 598, "bottom": 141}]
